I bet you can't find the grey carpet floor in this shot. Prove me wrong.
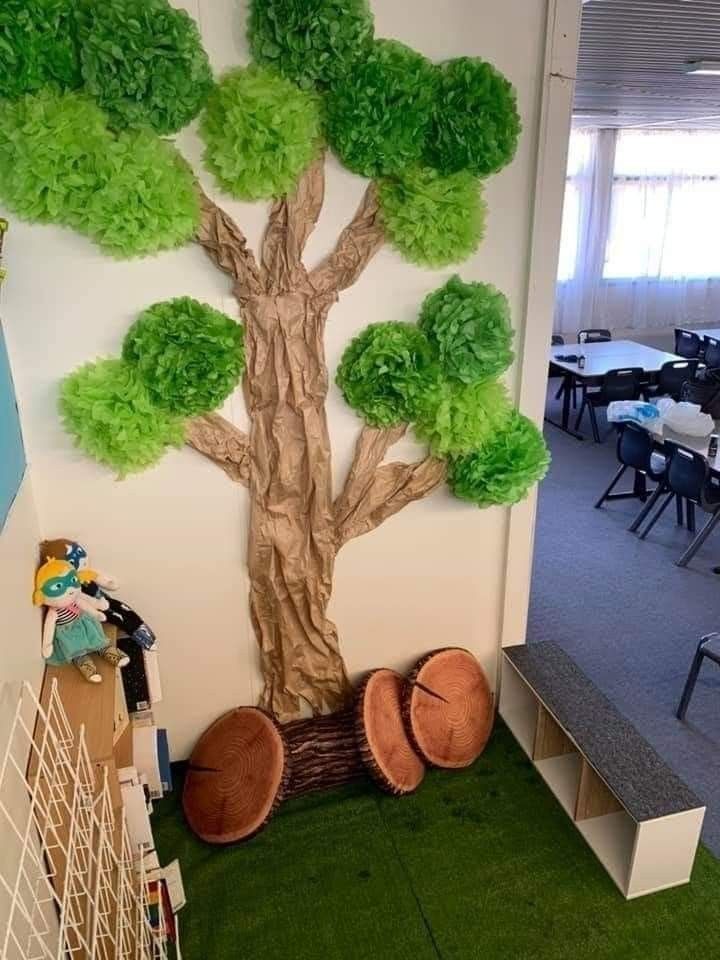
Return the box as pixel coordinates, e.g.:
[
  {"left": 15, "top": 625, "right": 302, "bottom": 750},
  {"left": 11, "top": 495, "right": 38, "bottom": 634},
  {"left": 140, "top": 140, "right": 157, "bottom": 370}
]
[{"left": 528, "top": 387, "right": 720, "bottom": 856}]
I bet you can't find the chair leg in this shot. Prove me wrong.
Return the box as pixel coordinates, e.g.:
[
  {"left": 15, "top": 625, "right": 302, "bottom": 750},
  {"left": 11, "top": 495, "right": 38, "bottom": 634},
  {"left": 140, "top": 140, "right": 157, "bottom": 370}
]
[
  {"left": 554, "top": 380, "right": 564, "bottom": 401},
  {"left": 574, "top": 398, "right": 587, "bottom": 433},
  {"left": 677, "top": 642, "right": 707, "bottom": 720},
  {"left": 594, "top": 464, "right": 627, "bottom": 509},
  {"left": 676, "top": 495, "right": 684, "bottom": 527},
  {"left": 676, "top": 511, "right": 720, "bottom": 568},
  {"left": 686, "top": 501, "right": 696, "bottom": 533},
  {"left": 638, "top": 490, "right": 675, "bottom": 540},
  {"left": 588, "top": 404, "right": 601, "bottom": 443},
  {"left": 629, "top": 482, "right": 667, "bottom": 533}
]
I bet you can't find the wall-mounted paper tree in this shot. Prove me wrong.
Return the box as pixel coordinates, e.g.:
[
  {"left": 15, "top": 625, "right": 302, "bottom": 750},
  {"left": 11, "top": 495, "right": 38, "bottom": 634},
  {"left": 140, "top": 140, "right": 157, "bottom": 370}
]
[{"left": 0, "top": 0, "right": 549, "bottom": 721}]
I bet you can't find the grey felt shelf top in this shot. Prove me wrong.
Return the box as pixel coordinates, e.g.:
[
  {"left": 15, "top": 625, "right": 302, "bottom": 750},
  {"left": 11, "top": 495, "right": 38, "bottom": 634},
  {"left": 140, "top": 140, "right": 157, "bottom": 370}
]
[{"left": 504, "top": 642, "right": 704, "bottom": 822}]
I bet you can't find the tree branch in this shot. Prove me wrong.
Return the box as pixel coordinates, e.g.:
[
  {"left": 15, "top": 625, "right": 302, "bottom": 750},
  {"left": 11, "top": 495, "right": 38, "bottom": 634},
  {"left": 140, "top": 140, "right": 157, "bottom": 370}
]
[
  {"left": 262, "top": 154, "right": 325, "bottom": 292},
  {"left": 334, "top": 423, "right": 407, "bottom": 525},
  {"left": 195, "top": 188, "right": 263, "bottom": 298},
  {"left": 185, "top": 413, "right": 250, "bottom": 486},
  {"left": 309, "top": 182, "right": 384, "bottom": 298}
]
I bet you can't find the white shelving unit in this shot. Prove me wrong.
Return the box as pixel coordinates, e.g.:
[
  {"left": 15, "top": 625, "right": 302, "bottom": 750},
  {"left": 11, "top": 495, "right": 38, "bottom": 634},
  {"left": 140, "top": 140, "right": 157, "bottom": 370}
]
[{"left": 500, "top": 645, "right": 706, "bottom": 899}]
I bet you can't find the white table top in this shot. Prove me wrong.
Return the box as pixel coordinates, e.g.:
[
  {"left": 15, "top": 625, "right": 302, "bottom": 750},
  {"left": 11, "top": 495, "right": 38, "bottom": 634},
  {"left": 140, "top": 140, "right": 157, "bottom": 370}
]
[
  {"left": 549, "top": 340, "right": 680, "bottom": 378},
  {"left": 681, "top": 327, "right": 720, "bottom": 342}
]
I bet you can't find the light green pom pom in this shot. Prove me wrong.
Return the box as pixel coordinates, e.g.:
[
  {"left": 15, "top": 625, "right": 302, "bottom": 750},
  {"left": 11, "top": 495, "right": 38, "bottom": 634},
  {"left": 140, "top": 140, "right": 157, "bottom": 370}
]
[
  {"left": 76, "top": 0, "right": 213, "bottom": 133},
  {"left": 414, "top": 379, "right": 513, "bottom": 457},
  {"left": 248, "top": 0, "right": 374, "bottom": 89},
  {"left": 325, "top": 39, "right": 438, "bottom": 178},
  {"left": 336, "top": 322, "right": 437, "bottom": 427},
  {"left": 419, "top": 275, "right": 514, "bottom": 384},
  {"left": 0, "top": 0, "right": 80, "bottom": 100},
  {"left": 200, "top": 66, "right": 322, "bottom": 200},
  {"left": 123, "top": 298, "right": 244, "bottom": 417},
  {"left": 447, "top": 411, "right": 550, "bottom": 507},
  {"left": 378, "top": 167, "right": 486, "bottom": 267},
  {"left": 60, "top": 359, "right": 184, "bottom": 477}
]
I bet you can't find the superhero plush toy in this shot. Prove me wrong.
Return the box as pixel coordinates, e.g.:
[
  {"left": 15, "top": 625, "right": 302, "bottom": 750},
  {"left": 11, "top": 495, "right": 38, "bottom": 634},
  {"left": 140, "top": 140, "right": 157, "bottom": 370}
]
[{"left": 40, "top": 539, "right": 156, "bottom": 650}]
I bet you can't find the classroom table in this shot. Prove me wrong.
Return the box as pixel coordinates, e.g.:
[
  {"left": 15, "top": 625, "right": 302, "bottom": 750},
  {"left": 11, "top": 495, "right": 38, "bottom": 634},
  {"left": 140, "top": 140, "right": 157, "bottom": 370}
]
[{"left": 548, "top": 340, "right": 681, "bottom": 439}]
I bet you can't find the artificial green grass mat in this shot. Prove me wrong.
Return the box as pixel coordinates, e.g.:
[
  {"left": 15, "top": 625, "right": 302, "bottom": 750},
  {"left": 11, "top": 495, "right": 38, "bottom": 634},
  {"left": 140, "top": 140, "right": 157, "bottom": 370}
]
[{"left": 153, "top": 722, "right": 719, "bottom": 960}]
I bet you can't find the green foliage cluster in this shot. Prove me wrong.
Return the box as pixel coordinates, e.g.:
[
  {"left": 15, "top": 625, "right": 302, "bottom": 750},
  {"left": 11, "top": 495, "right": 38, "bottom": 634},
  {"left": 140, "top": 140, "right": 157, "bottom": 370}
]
[
  {"left": 325, "top": 39, "right": 438, "bottom": 178},
  {"left": 425, "top": 58, "right": 521, "bottom": 177},
  {"left": 248, "top": 0, "right": 373, "bottom": 89},
  {"left": 60, "top": 359, "right": 184, "bottom": 478},
  {"left": 335, "top": 323, "right": 437, "bottom": 427},
  {"left": 0, "top": 90, "right": 200, "bottom": 256},
  {"left": 414, "top": 379, "right": 512, "bottom": 457},
  {"left": 447, "top": 411, "right": 550, "bottom": 506},
  {"left": 200, "top": 66, "right": 322, "bottom": 200},
  {"left": 123, "top": 298, "right": 245, "bottom": 417},
  {"left": 419, "top": 275, "right": 514, "bottom": 383},
  {"left": 0, "top": 0, "right": 80, "bottom": 100},
  {"left": 377, "top": 168, "right": 486, "bottom": 268}
]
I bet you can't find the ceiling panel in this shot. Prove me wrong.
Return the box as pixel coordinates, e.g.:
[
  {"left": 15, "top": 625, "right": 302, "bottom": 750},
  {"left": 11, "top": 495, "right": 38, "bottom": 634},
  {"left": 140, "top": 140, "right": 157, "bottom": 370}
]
[{"left": 575, "top": 0, "right": 720, "bottom": 128}]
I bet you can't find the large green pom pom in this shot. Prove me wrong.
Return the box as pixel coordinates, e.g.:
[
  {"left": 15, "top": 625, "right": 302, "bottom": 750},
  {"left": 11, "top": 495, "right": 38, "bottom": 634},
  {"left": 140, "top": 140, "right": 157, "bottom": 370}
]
[
  {"left": 248, "top": 0, "right": 374, "bottom": 89},
  {"left": 419, "top": 276, "right": 514, "bottom": 384},
  {"left": 414, "top": 379, "right": 512, "bottom": 457},
  {"left": 85, "top": 131, "right": 200, "bottom": 258},
  {"left": 200, "top": 66, "right": 322, "bottom": 200},
  {"left": 378, "top": 167, "right": 486, "bottom": 268},
  {"left": 425, "top": 57, "right": 521, "bottom": 177},
  {"left": 0, "top": 0, "right": 80, "bottom": 100},
  {"left": 123, "top": 298, "right": 245, "bottom": 417},
  {"left": 326, "top": 39, "right": 437, "bottom": 178},
  {"left": 60, "top": 359, "right": 184, "bottom": 477},
  {"left": 76, "top": 0, "right": 213, "bottom": 133},
  {"left": 0, "top": 91, "right": 110, "bottom": 223},
  {"left": 447, "top": 411, "right": 550, "bottom": 507},
  {"left": 336, "top": 322, "right": 437, "bottom": 427}
]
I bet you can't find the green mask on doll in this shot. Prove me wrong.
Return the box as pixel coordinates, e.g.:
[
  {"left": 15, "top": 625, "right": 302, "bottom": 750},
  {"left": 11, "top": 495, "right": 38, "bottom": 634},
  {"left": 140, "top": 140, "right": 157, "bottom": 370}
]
[{"left": 41, "top": 570, "right": 80, "bottom": 600}]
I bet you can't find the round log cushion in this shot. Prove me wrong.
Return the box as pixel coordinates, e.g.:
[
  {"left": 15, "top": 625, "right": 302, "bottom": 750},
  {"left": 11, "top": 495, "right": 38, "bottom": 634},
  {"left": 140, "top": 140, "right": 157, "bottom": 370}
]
[
  {"left": 355, "top": 668, "right": 425, "bottom": 795},
  {"left": 404, "top": 648, "right": 494, "bottom": 768},
  {"left": 183, "top": 707, "right": 288, "bottom": 844}
]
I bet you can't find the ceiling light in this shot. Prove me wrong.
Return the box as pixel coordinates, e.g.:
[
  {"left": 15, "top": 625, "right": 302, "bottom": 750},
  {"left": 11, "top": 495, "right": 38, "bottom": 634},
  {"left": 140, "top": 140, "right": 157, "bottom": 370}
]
[{"left": 685, "top": 60, "right": 720, "bottom": 76}]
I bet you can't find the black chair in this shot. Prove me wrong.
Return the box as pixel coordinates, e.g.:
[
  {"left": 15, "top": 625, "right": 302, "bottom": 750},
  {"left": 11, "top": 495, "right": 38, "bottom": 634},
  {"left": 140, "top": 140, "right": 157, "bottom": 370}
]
[
  {"left": 574, "top": 367, "right": 643, "bottom": 443},
  {"left": 595, "top": 422, "right": 666, "bottom": 515},
  {"left": 703, "top": 335, "right": 720, "bottom": 369},
  {"left": 677, "top": 633, "right": 720, "bottom": 720},
  {"left": 551, "top": 335, "right": 564, "bottom": 346},
  {"left": 645, "top": 359, "right": 699, "bottom": 402},
  {"left": 578, "top": 328, "right": 611, "bottom": 344},
  {"left": 638, "top": 442, "right": 720, "bottom": 567},
  {"left": 674, "top": 328, "right": 701, "bottom": 359}
]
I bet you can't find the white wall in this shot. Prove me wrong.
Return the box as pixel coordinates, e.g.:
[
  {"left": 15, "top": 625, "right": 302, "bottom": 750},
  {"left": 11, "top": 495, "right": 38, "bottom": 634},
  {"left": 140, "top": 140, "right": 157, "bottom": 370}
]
[{"left": 1, "top": 0, "right": 571, "bottom": 759}]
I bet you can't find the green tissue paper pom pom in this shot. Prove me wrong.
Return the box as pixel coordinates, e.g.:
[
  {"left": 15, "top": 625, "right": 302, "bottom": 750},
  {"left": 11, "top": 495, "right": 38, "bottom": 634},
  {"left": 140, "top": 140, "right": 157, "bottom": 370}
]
[
  {"left": 378, "top": 167, "right": 486, "bottom": 268},
  {"left": 60, "top": 359, "right": 184, "bottom": 477},
  {"left": 326, "top": 39, "right": 438, "bottom": 178},
  {"left": 414, "top": 379, "right": 513, "bottom": 457},
  {"left": 248, "top": 0, "right": 374, "bottom": 89},
  {"left": 0, "top": 0, "right": 80, "bottom": 99},
  {"left": 419, "top": 275, "right": 514, "bottom": 384},
  {"left": 76, "top": 0, "right": 213, "bottom": 134},
  {"left": 336, "top": 322, "right": 437, "bottom": 427},
  {"left": 425, "top": 57, "right": 521, "bottom": 177},
  {"left": 200, "top": 66, "right": 322, "bottom": 200},
  {"left": 123, "top": 298, "right": 245, "bottom": 417},
  {"left": 447, "top": 411, "right": 550, "bottom": 507}
]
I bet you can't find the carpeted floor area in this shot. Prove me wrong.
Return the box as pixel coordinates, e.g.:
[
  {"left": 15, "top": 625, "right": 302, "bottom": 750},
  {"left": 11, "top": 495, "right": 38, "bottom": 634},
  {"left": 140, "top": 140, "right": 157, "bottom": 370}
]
[
  {"left": 530, "top": 387, "right": 720, "bottom": 855},
  {"left": 153, "top": 723, "right": 720, "bottom": 960}
]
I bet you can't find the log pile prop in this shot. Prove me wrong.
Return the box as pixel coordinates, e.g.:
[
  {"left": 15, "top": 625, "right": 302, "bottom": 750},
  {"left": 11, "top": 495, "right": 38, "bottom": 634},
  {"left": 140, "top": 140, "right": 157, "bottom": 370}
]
[{"left": 183, "top": 647, "right": 494, "bottom": 844}]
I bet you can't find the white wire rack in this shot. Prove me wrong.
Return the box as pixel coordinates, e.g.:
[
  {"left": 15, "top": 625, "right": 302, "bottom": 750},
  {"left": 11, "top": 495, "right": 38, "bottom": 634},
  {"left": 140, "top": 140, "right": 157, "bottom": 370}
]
[{"left": 0, "top": 680, "right": 168, "bottom": 960}]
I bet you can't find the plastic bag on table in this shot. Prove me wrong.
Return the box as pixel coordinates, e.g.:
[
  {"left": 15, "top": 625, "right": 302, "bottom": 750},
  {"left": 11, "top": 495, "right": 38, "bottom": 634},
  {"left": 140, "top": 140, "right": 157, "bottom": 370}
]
[
  {"left": 662, "top": 401, "right": 714, "bottom": 438},
  {"left": 606, "top": 401, "right": 661, "bottom": 426}
]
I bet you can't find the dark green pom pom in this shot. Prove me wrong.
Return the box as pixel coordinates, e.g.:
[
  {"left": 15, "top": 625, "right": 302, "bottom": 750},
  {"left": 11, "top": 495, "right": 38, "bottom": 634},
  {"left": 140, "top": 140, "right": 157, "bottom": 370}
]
[
  {"left": 0, "top": 0, "right": 80, "bottom": 100},
  {"left": 77, "top": 0, "right": 213, "bottom": 133},
  {"left": 425, "top": 57, "right": 521, "bottom": 177},
  {"left": 248, "top": 0, "right": 374, "bottom": 89},
  {"left": 123, "top": 298, "right": 245, "bottom": 418},
  {"left": 326, "top": 39, "right": 438, "bottom": 178},
  {"left": 336, "top": 322, "right": 437, "bottom": 427},
  {"left": 419, "top": 275, "right": 514, "bottom": 384},
  {"left": 447, "top": 411, "right": 550, "bottom": 507}
]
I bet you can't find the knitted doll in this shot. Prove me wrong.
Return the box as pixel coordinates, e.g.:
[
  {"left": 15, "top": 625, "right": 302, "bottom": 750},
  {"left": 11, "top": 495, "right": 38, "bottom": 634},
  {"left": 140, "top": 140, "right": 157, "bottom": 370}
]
[
  {"left": 40, "top": 539, "right": 156, "bottom": 650},
  {"left": 34, "top": 559, "right": 129, "bottom": 683}
]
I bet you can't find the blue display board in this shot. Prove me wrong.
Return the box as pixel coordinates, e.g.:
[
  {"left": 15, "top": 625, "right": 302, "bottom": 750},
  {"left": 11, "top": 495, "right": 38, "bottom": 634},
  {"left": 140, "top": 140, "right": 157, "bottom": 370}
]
[{"left": 0, "top": 322, "right": 25, "bottom": 529}]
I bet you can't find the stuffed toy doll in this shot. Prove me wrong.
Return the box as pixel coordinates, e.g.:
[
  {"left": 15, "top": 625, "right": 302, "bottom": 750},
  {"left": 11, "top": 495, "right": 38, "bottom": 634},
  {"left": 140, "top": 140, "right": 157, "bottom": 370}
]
[
  {"left": 33, "top": 559, "right": 129, "bottom": 683},
  {"left": 40, "top": 539, "right": 156, "bottom": 650}
]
